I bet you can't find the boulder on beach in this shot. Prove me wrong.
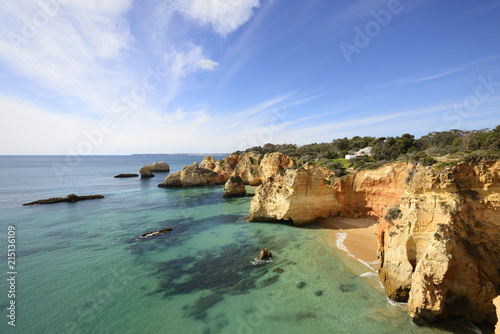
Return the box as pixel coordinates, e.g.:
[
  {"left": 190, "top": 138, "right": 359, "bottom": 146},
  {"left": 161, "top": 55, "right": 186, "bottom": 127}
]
[
  {"left": 140, "top": 166, "right": 155, "bottom": 178},
  {"left": 223, "top": 175, "right": 246, "bottom": 197},
  {"left": 23, "top": 194, "right": 104, "bottom": 206}
]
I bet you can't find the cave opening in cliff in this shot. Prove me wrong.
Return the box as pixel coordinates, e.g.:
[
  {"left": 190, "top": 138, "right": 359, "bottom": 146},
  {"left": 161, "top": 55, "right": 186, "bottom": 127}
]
[{"left": 406, "top": 237, "right": 417, "bottom": 272}]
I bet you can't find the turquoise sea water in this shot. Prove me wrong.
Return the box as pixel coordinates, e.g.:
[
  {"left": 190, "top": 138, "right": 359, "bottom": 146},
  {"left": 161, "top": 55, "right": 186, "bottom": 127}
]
[{"left": 0, "top": 155, "right": 488, "bottom": 334}]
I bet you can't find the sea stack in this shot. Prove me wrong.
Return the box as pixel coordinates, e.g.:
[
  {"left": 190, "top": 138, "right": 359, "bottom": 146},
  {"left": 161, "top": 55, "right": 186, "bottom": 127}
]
[{"left": 140, "top": 165, "right": 155, "bottom": 178}]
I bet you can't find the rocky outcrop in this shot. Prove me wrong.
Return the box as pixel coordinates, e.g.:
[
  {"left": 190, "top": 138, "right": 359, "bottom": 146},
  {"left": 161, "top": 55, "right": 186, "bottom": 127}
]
[
  {"left": 249, "top": 168, "right": 336, "bottom": 226},
  {"left": 139, "top": 166, "right": 154, "bottom": 178},
  {"left": 248, "top": 159, "right": 500, "bottom": 325},
  {"left": 140, "top": 227, "right": 172, "bottom": 238},
  {"left": 146, "top": 161, "right": 170, "bottom": 172},
  {"left": 200, "top": 154, "right": 240, "bottom": 182},
  {"left": 232, "top": 152, "right": 263, "bottom": 185},
  {"left": 259, "top": 248, "right": 272, "bottom": 260},
  {"left": 196, "top": 152, "right": 293, "bottom": 187},
  {"left": 114, "top": 173, "right": 139, "bottom": 178},
  {"left": 494, "top": 296, "right": 500, "bottom": 333},
  {"left": 223, "top": 175, "right": 246, "bottom": 197},
  {"left": 158, "top": 163, "right": 226, "bottom": 187},
  {"left": 23, "top": 194, "right": 104, "bottom": 206}
]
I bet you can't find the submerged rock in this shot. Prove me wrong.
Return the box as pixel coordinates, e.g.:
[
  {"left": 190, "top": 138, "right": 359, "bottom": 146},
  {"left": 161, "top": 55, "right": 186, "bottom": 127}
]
[
  {"left": 139, "top": 227, "right": 172, "bottom": 238},
  {"left": 114, "top": 173, "right": 139, "bottom": 178},
  {"left": 139, "top": 166, "right": 155, "bottom": 178},
  {"left": 296, "top": 282, "right": 306, "bottom": 289},
  {"left": 315, "top": 291, "right": 323, "bottom": 296},
  {"left": 223, "top": 175, "right": 246, "bottom": 197},
  {"left": 23, "top": 194, "right": 104, "bottom": 206}
]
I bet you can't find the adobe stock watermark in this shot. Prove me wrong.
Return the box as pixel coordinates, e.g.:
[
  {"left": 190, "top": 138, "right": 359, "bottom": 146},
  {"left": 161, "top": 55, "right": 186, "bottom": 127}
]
[
  {"left": 340, "top": 0, "right": 411, "bottom": 64},
  {"left": 237, "top": 107, "right": 292, "bottom": 151},
  {"left": 3, "top": 0, "right": 64, "bottom": 52},
  {"left": 51, "top": 63, "right": 170, "bottom": 181},
  {"left": 443, "top": 74, "right": 500, "bottom": 129}
]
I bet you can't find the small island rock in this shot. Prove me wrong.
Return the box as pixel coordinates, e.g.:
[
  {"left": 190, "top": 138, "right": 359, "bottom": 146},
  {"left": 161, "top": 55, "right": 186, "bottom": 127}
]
[
  {"left": 114, "top": 173, "right": 139, "bottom": 178},
  {"left": 147, "top": 161, "right": 170, "bottom": 172},
  {"left": 23, "top": 194, "right": 104, "bottom": 206},
  {"left": 140, "top": 166, "right": 155, "bottom": 178},
  {"left": 258, "top": 248, "right": 272, "bottom": 260},
  {"left": 140, "top": 227, "right": 172, "bottom": 238}
]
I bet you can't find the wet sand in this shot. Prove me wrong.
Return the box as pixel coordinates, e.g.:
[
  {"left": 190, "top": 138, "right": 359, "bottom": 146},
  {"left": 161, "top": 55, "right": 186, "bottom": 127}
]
[{"left": 318, "top": 217, "right": 379, "bottom": 269}]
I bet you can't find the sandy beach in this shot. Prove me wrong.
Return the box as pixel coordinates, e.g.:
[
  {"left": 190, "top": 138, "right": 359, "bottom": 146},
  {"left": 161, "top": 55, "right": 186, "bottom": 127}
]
[{"left": 318, "top": 217, "right": 379, "bottom": 269}]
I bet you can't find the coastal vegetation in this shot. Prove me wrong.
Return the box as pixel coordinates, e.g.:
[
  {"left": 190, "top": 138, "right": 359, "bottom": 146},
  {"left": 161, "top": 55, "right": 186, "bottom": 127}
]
[{"left": 235, "top": 125, "right": 500, "bottom": 173}]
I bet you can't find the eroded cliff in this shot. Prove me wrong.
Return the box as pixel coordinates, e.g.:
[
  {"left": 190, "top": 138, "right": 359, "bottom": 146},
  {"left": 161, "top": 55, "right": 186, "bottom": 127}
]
[{"left": 248, "top": 159, "right": 500, "bottom": 325}]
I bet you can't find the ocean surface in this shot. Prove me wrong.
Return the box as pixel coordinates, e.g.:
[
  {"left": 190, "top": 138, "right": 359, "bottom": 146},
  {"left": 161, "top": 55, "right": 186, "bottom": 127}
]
[{"left": 0, "top": 155, "right": 487, "bottom": 334}]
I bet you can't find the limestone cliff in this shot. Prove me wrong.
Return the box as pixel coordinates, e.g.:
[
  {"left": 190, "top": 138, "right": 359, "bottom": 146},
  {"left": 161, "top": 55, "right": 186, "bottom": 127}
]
[
  {"left": 248, "top": 159, "right": 500, "bottom": 325},
  {"left": 494, "top": 296, "right": 500, "bottom": 333},
  {"left": 201, "top": 152, "right": 292, "bottom": 187},
  {"left": 249, "top": 168, "right": 335, "bottom": 226}
]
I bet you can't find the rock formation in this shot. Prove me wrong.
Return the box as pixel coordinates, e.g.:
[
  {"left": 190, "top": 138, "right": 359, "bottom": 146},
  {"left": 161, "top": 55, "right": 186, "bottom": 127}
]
[
  {"left": 158, "top": 163, "right": 226, "bottom": 187},
  {"left": 259, "top": 248, "right": 272, "bottom": 260},
  {"left": 249, "top": 168, "right": 335, "bottom": 226},
  {"left": 223, "top": 175, "right": 246, "bottom": 197},
  {"left": 139, "top": 166, "right": 154, "bottom": 178},
  {"left": 114, "top": 173, "right": 139, "bottom": 178},
  {"left": 23, "top": 194, "right": 104, "bottom": 206},
  {"left": 494, "top": 296, "right": 500, "bottom": 334},
  {"left": 248, "top": 159, "right": 500, "bottom": 325},
  {"left": 200, "top": 152, "right": 292, "bottom": 186},
  {"left": 146, "top": 161, "right": 170, "bottom": 172},
  {"left": 139, "top": 227, "right": 172, "bottom": 238}
]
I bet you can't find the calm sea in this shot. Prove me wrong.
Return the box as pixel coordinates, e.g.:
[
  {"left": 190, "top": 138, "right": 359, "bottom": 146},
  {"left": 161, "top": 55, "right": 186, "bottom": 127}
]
[{"left": 0, "top": 155, "right": 484, "bottom": 333}]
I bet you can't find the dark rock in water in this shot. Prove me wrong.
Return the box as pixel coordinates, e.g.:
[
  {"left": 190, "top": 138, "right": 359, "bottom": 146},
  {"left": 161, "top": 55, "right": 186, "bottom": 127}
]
[
  {"left": 190, "top": 292, "right": 223, "bottom": 320},
  {"left": 273, "top": 267, "right": 284, "bottom": 273},
  {"left": 245, "top": 193, "right": 255, "bottom": 197},
  {"left": 315, "top": 290, "right": 323, "bottom": 296},
  {"left": 261, "top": 275, "right": 280, "bottom": 287},
  {"left": 114, "top": 173, "right": 139, "bottom": 178},
  {"left": 339, "top": 283, "right": 355, "bottom": 292},
  {"left": 23, "top": 194, "right": 104, "bottom": 206},
  {"left": 139, "top": 166, "right": 155, "bottom": 178},
  {"left": 259, "top": 248, "right": 272, "bottom": 260},
  {"left": 296, "top": 281, "right": 306, "bottom": 289},
  {"left": 140, "top": 227, "right": 172, "bottom": 238}
]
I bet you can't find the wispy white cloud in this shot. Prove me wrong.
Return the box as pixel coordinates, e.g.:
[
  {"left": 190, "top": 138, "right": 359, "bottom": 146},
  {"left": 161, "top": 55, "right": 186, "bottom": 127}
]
[
  {"left": 382, "top": 54, "right": 500, "bottom": 87},
  {"left": 170, "top": 0, "right": 260, "bottom": 36}
]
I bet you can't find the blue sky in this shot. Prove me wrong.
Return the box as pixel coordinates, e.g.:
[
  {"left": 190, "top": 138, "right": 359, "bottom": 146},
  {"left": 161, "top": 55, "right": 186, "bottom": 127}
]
[{"left": 1, "top": 0, "right": 500, "bottom": 154}]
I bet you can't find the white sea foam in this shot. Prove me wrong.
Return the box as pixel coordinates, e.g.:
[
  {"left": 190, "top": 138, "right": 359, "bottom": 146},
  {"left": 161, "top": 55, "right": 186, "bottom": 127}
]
[
  {"left": 387, "top": 297, "right": 407, "bottom": 308},
  {"left": 251, "top": 257, "right": 273, "bottom": 265},
  {"left": 360, "top": 272, "right": 378, "bottom": 278}
]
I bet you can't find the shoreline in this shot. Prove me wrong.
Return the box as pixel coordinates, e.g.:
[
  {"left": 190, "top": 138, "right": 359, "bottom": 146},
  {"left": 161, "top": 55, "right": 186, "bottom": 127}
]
[{"left": 317, "top": 217, "right": 379, "bottom": 270}]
